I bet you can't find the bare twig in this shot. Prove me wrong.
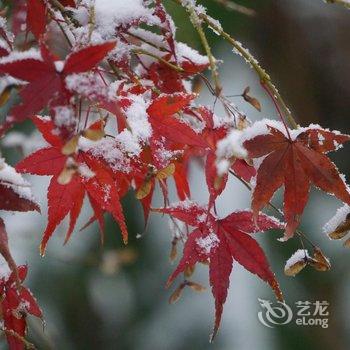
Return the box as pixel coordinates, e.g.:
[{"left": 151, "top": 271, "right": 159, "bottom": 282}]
[
  {"left": 212, "top": 0, "right": 256, "bottom": 16},
  {"left": 198, "top": 12, "right": 299, "bottom": 129}
]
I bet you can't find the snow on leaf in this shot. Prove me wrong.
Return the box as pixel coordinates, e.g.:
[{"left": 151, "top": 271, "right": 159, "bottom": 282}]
[
  {"left": 0, "top": 159, "right": 39, "bottom": 212},
  {"left": 244, "top": 123, "right": 350, "bottom": 240},
  {"left": 156, "top": 202, "right": 283, "bottom": 339}
]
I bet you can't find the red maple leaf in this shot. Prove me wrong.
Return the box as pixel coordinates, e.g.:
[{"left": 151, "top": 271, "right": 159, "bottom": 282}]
[
  {"left": 147, "top": 92, "right": 207, "bottom": 148},
  {"left": 26, "top": 0, "right": 47, "bottom": 40},
  {"left": 0, "top": 161, "right": 39, "bottom": 213},
  {"left": 0, "top": 41, "right": 116, "bottom": 135},
  {"left": 26, "top": 0, "right": 77, "bottom": 40},
  {"left": 243, "top": 124, "right": 350, "bottom": 239},
  {"left": 155, "top": 201, "right": 283, "bottom": 340},
  {"left": 15, "top": 116, "right": 128, "bottom": 254},
  {"left": 0, "top": 265, "right": 42, "bottom": 350}
]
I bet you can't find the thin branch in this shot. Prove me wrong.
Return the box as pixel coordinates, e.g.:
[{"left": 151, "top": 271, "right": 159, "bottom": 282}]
[
  {"left": 132, "top": 48, "right": 184, "bottom": 73},
  {"left": 47, "top": 8, "right": 73, "bottom": 48},
  {"left": 47, "top": 0, "right": 80, "bottom": 27},
  {"left": 180, "top": 2, "right": 222, "bottom": 96},
  {"left": 197, "top": 11, "right": 299, "bottom": 129},
  {"left": 211, "top": 0, "right": 256, "bottom": 16}
]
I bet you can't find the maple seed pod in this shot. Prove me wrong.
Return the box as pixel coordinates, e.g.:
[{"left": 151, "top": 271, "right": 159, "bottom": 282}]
[
  {"left": 58, "top": 158, "right": 78, "bottom": 185},
  {"left": 62, "top": 135, "right": 80, "bottom": 156},
  {"left": 284, "top": 260, "right": 307, "bottom": 276},
  {"left": 214, "top": 175, "right": 224, "bottom": 191},
  {"left": 184, "top": 264, "right": 195, "bottom": 278},
  {"left": 156, "top": 163, "right": 175, "bottom": 180},
  {"left": 328, "top": 214, "right": 350, "bottom": 240},
  {"left": 169, "top": 283, "right": 185, "bottom": 304},
  {"left": 186, "top": 281, "right": 206, "bottom": 292},
  {"left": 237, "top": 115, "right": 250, "bottom": 130},
  {"left": 310, "top": 247, "right": 331, "bottom": 271},
  {"left": 0, "top": 85, "right": 14, "bottom": 108},
  {"left": 284, "top": 249, "right": 309, "bottom": 277},
  {"left": 83, "top": 127, "right": 105, "bottom": 141},
  {"left": 170, "top": 239, "right": 178, "bottom": 262},
  {"left": 136, "top": 181, "right": 152, "bottom": 200},
  {"left": 242, "top": 86, "right": 262, "bottom": 112},
  {"left": 343, "top": 237, "right": 350, "bottom": 248}
]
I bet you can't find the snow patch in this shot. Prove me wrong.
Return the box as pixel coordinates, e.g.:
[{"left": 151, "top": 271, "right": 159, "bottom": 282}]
[
  {"left": 323, "top": 204, "right": 350, "bottom": 236},
  {"left": 196, "top": 232, "right": 219, "bottom": 255},
  {"left": 284, "top": 249, "right": 309, "bottom": 270}
]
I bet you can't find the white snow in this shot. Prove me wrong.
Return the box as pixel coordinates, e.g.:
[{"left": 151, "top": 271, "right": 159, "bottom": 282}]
[
  {"left": 115, "top": 129, "right": 142, "bottom": 156},
  {"left": 54, "top": 60, "right": 64, "bottom": 73},
  {"left": 0, "top": 159, "right": 38, "bottom": 202},
  {"left": 0, "top": 48, "right": 41, "bottom": 64},
  {"left": 78, "top": 137, "right": 131, "bottom": 173},
  {"left": 94, "top": 0, "right": 155, "bottom": 39},
  {"left": 215, "top": 130, "right": 248, "bottom": 175},
  {"left": 216, "top": 159, "right": 230, "bottom": 176},
  {"left": 78, "top": 163, "right": 95, "bottom": 179},
  {"left": 176, "top": 42, "right": 209, "bottom": 66},
  {"left": 65, "top": 73, "right": 108, "bottom": 99},
  {"left": 169, "top": 199, "right": 200, "bottom": 210},
  {"left": 196, "top": 231, "right": 219, "bottom": 255},
  {"left": 124, "top": 94, "right": 152, "bottom": 142},
  {"left": 241, "top": 119, "right": 346, "bottom": 146},
  {"left": 284, "top": 249, "right": 309, "bottom": 271},
  {"left": 54, "top": 106, "right": 76, "bottom": 127},
  {"left": 168, "top": 218, "right": 186, "bottom": 240},
  {"left": 323, "top": 204, "right": 350, "bottom": 236}
]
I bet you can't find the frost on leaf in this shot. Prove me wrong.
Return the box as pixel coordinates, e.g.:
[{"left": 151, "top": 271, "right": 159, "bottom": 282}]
[
  {"left": 323, "top": 204, "right": 350, "bottom": 245},
  {"left": 243, "top": 121, "right": 350, "bottom": 240},
  {"left": 0, "top": 158, "right": 39, "bottom": 212},
  {"left": 155, "top": 201, "right": 284, "bottom": 340}
]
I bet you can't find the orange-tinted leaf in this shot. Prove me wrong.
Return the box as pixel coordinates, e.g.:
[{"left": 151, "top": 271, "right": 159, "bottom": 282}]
[{"left": 244, "top": 125, "right": 350, "bottom": 239}]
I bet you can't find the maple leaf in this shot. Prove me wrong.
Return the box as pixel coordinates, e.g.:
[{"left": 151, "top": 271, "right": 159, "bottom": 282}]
[
  {"left": 155, "top": 201, "right": 283, "bottom": 340},
  {"left": 0, "top": 159, "right": 39, "bottom": 213},
  {"left": 15, "top": 116, "right": 128, "bottom": 254},
  {"left": 147, "top": 93, "right": 207, "bottom": 147},
  {"left": 192, "top": 106, "right": 256, "bottom": 206},
  {"left": 26, "top": 0, "right": 47, "bottom": 40},
  {"left": 243, "top": 123, "right": 350, "bottom": 239},
  {"left": 0, "top": 41, "right": 116, "bottom": 134},
  {"left": 26, "top": 0, "right": 77, "bottom": 39},
  {"left": 0, "top": 265, "right": 42, "bottom": 350}
]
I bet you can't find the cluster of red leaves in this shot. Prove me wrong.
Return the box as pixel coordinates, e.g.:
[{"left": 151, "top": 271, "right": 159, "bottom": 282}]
[
  {"left": 0, "top": 0, "right": 349, "bottom": 347},
  {"left": 0, "top": 162, "right": 41, "bottom": 348},
  {"left": 0, "top": 265, "right": 42, "bottom": 350}
]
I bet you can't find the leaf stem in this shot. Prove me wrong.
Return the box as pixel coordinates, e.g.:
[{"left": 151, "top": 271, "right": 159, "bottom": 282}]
[{"left": 261, "top": 83, "right": 292, "bottom": 140}]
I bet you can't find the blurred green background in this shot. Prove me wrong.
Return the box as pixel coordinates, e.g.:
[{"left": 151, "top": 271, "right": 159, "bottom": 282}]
[{"left": 1, "top": 1, "right": 350, "bottom": 349}]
